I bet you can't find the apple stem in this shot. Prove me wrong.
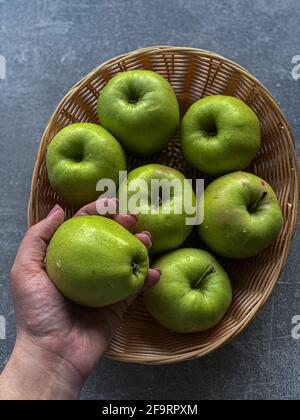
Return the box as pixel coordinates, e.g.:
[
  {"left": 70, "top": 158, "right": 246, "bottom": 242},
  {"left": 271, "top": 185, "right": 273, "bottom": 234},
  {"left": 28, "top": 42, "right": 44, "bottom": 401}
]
[
  {"left": 249, "top": 191, "right": 267, "bottom": 213},
  {"left": 193, "top": 265, "right": 216, "bottom": 289}
]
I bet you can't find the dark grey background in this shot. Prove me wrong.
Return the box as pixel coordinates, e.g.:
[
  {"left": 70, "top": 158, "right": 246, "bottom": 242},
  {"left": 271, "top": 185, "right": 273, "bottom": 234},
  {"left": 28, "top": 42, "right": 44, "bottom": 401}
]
[{"left": 0, "top": 0, "right": 299, "bottom": 400}]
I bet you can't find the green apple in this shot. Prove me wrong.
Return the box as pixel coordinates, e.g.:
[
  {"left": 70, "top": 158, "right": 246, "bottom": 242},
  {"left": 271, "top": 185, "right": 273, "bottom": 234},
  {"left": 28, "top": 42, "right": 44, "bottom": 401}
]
[
  {"left": 46, "top": 123, "right": 126, "bottom": 207},
  {"left": 97, "top": 70, "right": 180, "bottom": 156},
  {"left": 198, "top": 171, "right": 284, "bottom": 258},
  {"left": 121, "top": 164, "right": 196, "bottom": 255},
  {"left": 144, "top": 248, "right": 232, "bottom": 333},
  {"left": 181, "top": 95, "right": 261, "bottom": 176},
  {"left": 46, "top": 216, "right": 149, "bottom": 307}
]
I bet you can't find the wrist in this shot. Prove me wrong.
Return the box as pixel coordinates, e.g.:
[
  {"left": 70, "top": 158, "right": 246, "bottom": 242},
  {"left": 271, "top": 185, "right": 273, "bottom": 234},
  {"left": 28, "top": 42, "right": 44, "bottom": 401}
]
[{"left": 0, "top": 334, "right": 84, "bottom": 400}]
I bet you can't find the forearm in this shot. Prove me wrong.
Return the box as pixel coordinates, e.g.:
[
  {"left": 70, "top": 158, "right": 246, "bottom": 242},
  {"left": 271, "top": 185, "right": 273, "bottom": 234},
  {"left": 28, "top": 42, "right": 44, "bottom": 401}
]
[{"left": 0, "top": 336, "right": 84, "bottom": 400}]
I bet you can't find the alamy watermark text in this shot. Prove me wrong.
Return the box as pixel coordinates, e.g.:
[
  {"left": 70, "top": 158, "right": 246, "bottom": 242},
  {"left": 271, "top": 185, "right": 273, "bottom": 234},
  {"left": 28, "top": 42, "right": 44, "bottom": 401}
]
[{"left": 95, "top": 171, "right": 204, "bottom": 226}]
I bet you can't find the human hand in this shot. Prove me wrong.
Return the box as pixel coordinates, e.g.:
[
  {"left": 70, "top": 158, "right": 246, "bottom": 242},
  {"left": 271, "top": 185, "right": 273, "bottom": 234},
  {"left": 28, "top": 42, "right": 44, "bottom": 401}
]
[{"left": 0, "top": 199, "right": 160, "bottom": 400}]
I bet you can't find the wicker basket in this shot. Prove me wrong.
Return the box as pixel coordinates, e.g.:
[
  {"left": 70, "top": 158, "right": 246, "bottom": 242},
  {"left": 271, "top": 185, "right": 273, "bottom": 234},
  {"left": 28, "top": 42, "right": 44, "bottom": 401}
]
[{"left": 28, "top": 46, "right": 299, "bottom": 364}]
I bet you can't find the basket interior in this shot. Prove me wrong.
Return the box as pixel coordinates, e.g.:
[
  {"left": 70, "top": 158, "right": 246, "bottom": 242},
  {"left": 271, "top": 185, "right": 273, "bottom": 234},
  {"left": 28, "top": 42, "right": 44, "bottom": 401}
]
[{"left": 29, "top": 47, "right": 298, "bottom": 364}]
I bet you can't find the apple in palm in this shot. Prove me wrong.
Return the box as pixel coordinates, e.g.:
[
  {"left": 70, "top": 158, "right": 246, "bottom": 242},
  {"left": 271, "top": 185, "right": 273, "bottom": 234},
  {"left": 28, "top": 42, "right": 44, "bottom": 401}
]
[
  {"left": 198, "top": 171, "right": 284, "bottom": 258},
  {"left": 46, "top": 216, "right": 149, "bottom": 307},
  {"left": 97, "top": 70, "right": 180, "bottom": 156},
  {"left": 46, "top": 123, "right": 126, "bottom": 207},
  {"left": 144, "top": 248, "right": 232, "bottom": 333},
  {"left": 181, "top": 95, "right": 261, "bottom": 176},
  {"left": 122, "top": 164, "right": 196, "bottom": 255}
]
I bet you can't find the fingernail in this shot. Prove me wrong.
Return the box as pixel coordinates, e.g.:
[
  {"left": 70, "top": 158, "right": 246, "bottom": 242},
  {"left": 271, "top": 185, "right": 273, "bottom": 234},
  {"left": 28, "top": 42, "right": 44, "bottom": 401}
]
[
  {"left": 141, "top": 231, "right": 151, "bottom": 238},
  {"left": 47, "top": 204, "right": 60, "bottom": 217},
  {"left": 153, "top": 267, "right": 161, "bottom": 274},
  {"left": 146, "top": 238, "right": 152, "bottom": 249}
]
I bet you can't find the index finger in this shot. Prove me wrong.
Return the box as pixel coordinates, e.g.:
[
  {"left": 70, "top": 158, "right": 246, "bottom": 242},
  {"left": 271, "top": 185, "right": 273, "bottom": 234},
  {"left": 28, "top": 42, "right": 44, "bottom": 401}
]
[
  {"left": 75, "top": 198, "right": 117, "bottom": 217},
  {"left": 75, "top": 198, "right": 138, "bottom": 233}
]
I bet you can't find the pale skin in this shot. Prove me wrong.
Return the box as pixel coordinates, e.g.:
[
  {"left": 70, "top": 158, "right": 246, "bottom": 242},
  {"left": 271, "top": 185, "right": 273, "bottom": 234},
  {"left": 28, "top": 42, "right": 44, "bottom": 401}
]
[{"left": 0, "top": 199, "right": 160, "bottom": 400}]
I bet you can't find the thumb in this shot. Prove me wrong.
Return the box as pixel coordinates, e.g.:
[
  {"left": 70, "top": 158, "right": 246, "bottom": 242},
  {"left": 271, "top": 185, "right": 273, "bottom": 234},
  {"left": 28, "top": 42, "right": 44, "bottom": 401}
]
[{"left": 14, "top": 205, "right": 65, "bottom": 270}]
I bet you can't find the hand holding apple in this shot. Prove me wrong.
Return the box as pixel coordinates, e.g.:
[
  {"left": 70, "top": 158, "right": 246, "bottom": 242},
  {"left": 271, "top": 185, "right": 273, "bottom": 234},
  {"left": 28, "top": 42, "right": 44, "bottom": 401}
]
[{"left": 4, "top": 200, "right": 160, "bottom": 399}]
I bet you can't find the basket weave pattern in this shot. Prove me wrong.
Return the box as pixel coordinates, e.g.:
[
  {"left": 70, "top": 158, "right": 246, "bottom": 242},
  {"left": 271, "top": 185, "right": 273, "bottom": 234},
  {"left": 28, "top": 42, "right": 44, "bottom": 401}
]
[{"left": 28, "top": 47, "right": 299, "bottom": 364}]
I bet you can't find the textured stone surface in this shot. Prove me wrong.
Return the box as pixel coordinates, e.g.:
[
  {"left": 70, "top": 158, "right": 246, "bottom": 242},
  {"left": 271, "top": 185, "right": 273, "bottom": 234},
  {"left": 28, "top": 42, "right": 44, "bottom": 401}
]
[{"left": 0, "top": 0, "right": 299, "bottom": 400}]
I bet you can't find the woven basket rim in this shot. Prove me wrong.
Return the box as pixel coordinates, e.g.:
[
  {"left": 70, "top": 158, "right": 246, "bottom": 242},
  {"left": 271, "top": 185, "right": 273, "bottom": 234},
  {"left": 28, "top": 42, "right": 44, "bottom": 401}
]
[{"left": 28, "top": 46, "right": 300, "bottom": 364}]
